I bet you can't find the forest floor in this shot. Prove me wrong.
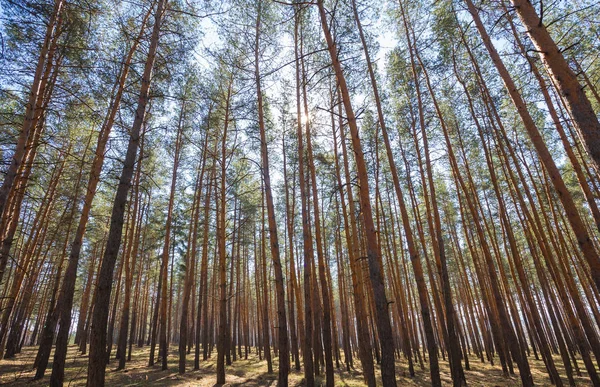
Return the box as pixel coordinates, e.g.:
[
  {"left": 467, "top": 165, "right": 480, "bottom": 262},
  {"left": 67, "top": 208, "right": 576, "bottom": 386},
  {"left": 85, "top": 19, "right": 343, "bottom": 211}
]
[{"left": 0, "top": 345, "right": 592, "bottom": 386}]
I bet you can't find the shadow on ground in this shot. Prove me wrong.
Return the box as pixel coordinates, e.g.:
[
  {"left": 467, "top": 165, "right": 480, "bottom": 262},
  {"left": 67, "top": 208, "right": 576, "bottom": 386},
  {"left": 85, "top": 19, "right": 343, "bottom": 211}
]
[{"left": 0, "top": 345, "right": 592, "bottom": 386}]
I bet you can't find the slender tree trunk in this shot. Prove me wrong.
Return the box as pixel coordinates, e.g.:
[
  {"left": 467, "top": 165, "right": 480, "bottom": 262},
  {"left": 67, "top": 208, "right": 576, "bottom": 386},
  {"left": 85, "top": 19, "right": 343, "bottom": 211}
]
[
  {"left": 87, "top": 1, "right": 167, "bottom": 384},
  {"left": 180, "top": 133, "right": 208, "bottom": 374},
  {"left": 294, "top": 7, "right": 314, "bottom": 386},
  {"left": 158, "top": 98, "right": 185, "bottom": 371},
  {"left": 260, "top": 188, "right": 272, "bottom": 373},
  {"left": 196, "top": 148, "right": 215, "bottom": 368},
  {"left": 116, "top": 131, "right": 146, "bottom": 370},
  {"left": 216, "top": 78, "right": 233, "bottom": 385},
  {"left": 283, "top": 134, "right": 301, "bottom": 371},
  {"left": 254, "top": 3, "right": 289, "bottom": 383},
  {"left": 334, "top": 89, "right": 376, "bottom": 387},
  {"left": 316, "top": 1, "right": 396, "bottom": 384},
  {"left": 299, "top": 28, "right": 334, "bottom": 387},
  {"left": 407, "top": 26, "right": 466, "bottom": 387},
  {"left": 149, "top": 261, "right": 162, "bottom": 366}
]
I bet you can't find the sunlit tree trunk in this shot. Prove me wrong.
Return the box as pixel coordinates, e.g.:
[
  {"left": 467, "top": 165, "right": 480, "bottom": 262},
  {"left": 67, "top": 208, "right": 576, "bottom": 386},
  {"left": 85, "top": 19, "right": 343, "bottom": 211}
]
[
  {"left": 453, "top": 61, "right": 563, "bottom": 386},
  {"left": 465, "top": 0, "right": 600, "bottom": 313},
  {"left": 259, "top": 187, "right": 272, "bottom": 373},
  {"left": 294, "top": 7, "right": 315, "bottom": 385},
  {"left": 254, "top": 3, "right": 289, "bottom": 382},
  {"left": 0, "top": 0, "right": 64, "bottom": 249},
  {"left": 180, "top": 132, "right": 208, "bottom": 374},
  {"left": 300, "top": 32, "right": 334, "bottom": 387},
  {"left": 510, "top": 0, "right": 600, "bottom": 178},
  {"left": 317, "top": 2, "right": 397, "bottom": 385},
  {"left": 333, "top": 89, "right": 376, "bottom": 387},
  {"left": 116, "top": 129, "right": 146, "bottom": 370},
  {"left": 0, "top": 148, "right": 68, "bottom": 355},
  {"left": 407, "top": 29, "right": 466, "bottom": 387},
  {"left": 283, "top": 134, "right": 301, "bottom": 371},
  {"left": 158, "top": 98, "right": 185, "bottom": 371}
]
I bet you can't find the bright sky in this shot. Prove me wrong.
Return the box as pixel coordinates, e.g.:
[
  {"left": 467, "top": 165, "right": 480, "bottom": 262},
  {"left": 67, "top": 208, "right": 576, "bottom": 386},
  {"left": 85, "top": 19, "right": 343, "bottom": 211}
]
[{"left": 183, "top": 1, "right": 401, "bottom": 215}]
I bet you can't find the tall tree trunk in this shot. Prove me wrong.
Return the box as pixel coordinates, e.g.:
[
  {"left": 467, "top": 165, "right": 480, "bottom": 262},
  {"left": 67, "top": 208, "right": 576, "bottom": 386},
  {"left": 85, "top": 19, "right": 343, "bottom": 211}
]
[
  {"left": 87, "top": 0, "right": 167, "bottom": 384},
  {"left": 299, "top": 24, "right": 334, "bottom": 387},
  {"left": 334, "top": 89, "right": 376, "bottom": 387},
  {"left": 260, "top": 189, "right": 272, "bottom": 373},
  {"left": 294, "top": 7, "right": 315, "bottom": 386},
  {"left": 148, "top": 261, "right": 162, "bottom": 366},
  {"left": 196, "top": 140, "right": 215, "bottom": 368},
  {"left": 116, "top": 130, "right": 146, "bottom": 370},
  {"left": 180, "top": 132, "right": 208, "bottom": 374},
  {"left": 255, "top": 2, "right": 289, "bottom": 384},
  {"left": 159, "top": 98, "right": 185, "bottom": 371},
  {"left": 283, "top": 134, "right": 301, "bottom": 371},
  {"left": 316, "top": 1, "right": 396, "bottom": 385},
  {"left": 407, "top": 20, "right": 466, "bottom": 387},
  {"left": 50, "top": 4, "right": 151, "bottom": 368},
  {"left": 216, "top": 78, "right": 233, "bottom": 385}
]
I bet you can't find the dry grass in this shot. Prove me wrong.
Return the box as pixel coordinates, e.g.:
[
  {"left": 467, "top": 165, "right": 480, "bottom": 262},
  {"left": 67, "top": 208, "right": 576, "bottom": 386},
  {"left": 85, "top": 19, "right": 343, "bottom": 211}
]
[{"left": 0, "top": 345, "right": 592, "bottom": 386}]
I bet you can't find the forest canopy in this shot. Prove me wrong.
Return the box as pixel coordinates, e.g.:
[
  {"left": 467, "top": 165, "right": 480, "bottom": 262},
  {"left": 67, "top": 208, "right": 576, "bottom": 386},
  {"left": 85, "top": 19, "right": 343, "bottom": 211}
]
[{"left": 0, "top": 0, "right": 599, "bottom": 386}]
